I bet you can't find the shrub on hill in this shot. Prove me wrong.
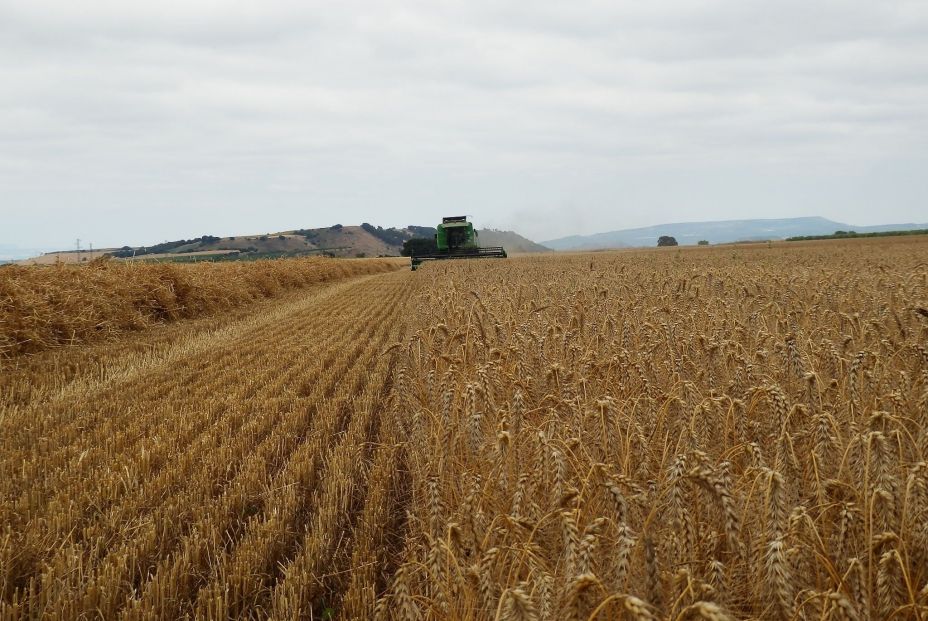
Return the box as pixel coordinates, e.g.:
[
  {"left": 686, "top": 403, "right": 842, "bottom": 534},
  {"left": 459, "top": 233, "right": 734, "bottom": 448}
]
[
  {"left": 109, "top": 236, "right": 220, "bottom": 258},
  {"left": 361, "top": 223, "right": 408, "bottom": 247},
  {"left": 786, "top": 229, "right": 928, "bottom": 241},
  {"left": 407, "top": 225, "right": 437, "bottom": 237}
]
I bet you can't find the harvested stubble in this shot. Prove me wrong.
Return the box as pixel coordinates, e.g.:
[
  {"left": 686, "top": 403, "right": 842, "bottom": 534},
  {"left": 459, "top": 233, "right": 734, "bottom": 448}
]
[
  {"left": 1, "top": 269, "right": 414, "bottom": 620},
  {"left": 0, "top": 256, "right": 400, "bottom": 359}
]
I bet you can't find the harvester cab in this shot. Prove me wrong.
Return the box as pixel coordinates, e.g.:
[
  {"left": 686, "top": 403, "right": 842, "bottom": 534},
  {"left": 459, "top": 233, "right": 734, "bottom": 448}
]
[{"left": 411, "top": 216, "right": 507, "bottom": 270}]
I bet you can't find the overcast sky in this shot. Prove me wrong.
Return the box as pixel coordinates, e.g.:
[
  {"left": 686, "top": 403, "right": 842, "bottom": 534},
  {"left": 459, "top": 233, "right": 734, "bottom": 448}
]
[{"left": 1, "top": 0, "right": 926, "bottom": 251}]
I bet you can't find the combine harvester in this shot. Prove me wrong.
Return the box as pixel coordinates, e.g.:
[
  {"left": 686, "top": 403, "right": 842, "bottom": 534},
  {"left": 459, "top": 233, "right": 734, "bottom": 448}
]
[{"left": 410, "top": 216, "right": 507, "bottom": 270}]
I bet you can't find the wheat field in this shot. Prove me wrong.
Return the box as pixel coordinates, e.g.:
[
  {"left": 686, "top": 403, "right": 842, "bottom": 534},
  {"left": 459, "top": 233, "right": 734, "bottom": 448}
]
[{"left": 1, "top": 238, "right": 927, "bottom": 620}]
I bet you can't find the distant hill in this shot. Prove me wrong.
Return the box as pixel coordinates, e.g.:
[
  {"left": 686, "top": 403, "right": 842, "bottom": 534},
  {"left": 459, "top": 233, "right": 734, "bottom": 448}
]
[
  {"left": 391, "top": 227, "right": 551, "bottom": 254},
  {"left": 138, "top": 224, "right": 550, "bottom": 259},
  {"left": 477, "top": 229, "right": 552, "bottom": 253},
  {"left": 14, "top": 222, "right": 548, "bottom": 263},
  {"left": 541, "top": 217, "right": 928, "bottom": 250},
  {"left": 106, "top": 225, "right": 415, "bottom": 260}
]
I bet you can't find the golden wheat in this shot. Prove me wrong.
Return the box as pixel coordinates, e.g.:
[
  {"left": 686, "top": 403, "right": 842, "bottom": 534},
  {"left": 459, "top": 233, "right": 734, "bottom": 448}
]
[{"left": 375, "top": 237, "right": 928, "bottom": 620}]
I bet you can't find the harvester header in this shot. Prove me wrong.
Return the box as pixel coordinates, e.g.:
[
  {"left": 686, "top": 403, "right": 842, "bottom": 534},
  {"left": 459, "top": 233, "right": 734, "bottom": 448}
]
[{"left": 410, "top": 216, "right": 507, "bottom": 270}]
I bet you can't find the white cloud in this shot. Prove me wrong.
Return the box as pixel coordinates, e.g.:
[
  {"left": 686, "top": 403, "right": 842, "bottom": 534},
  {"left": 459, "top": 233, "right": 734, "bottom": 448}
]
[{"left": 1, "top": 0, "right": 926, "bottom": 247}]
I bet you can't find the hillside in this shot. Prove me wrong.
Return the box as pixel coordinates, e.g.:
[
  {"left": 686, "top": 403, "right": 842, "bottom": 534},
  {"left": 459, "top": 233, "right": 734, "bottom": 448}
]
[
  {"left": 542, "top": 216, "right": 928, "bottom": 250},
  {"left": 476, "top": 229, "right": 552, "bottom": 253},
  {"left": 14, "top": 249, "right": 123, "bottom": 265},
  {"left": 15, "top": 223, "right": 550, "bottom": 263},
  {"left": 120, "top": 226, "right": 396, "bottom": 259}
]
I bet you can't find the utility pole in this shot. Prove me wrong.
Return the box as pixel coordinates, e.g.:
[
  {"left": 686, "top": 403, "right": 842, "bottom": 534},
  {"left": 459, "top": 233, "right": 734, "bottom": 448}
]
[{"left": 76, "top": 238, "right": 81, "bottom": 253}]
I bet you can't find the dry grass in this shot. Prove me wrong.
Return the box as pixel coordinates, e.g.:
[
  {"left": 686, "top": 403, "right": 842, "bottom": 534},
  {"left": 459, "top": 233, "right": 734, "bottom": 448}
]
[{"left": 1, "top": 237, "right": 926, "bottom": 620}]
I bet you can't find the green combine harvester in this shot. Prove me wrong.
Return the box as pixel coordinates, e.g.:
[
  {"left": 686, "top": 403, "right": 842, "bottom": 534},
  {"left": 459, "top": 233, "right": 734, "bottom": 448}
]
[{"left": 410, "top": 216, "right": 508, "bottom": 270}]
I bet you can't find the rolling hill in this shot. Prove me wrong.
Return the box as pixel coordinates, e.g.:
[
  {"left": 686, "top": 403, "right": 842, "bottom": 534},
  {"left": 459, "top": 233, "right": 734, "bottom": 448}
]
[
  {"left": 16, "top": 223, "right": 550, "bottom": 264},
  {"left": 541, "top": 216, "right": 928, "bottom": 250},
  {"left": 101, "top": 225, "right": 412, "bottom": 260},
  {"left": 476, "top": 229, "right": 552, "bottom": 254}
]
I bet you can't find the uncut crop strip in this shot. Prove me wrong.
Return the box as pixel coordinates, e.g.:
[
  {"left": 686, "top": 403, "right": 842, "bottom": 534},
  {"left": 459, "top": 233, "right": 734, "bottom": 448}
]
[
  {"left": 0, "top": 270, "right": 416, "bottom": 619},
  {"left": 0, "top": 257, "right": 400, "bottom": 359},
  {"left": 373, "top": 238, "right": 928, "bottom": 621}
]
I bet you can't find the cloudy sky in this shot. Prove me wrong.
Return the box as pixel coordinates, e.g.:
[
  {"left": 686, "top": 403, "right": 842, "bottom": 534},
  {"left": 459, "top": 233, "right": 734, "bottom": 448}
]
[{"left": 1, "top": 0, "right": 926, "bottom": 251}]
